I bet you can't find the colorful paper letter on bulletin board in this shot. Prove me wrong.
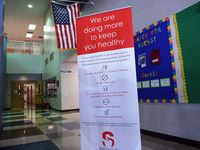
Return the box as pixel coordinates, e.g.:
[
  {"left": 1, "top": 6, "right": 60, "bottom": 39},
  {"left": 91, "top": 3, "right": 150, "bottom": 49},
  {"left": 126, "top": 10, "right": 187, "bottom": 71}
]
[
  {"left": 134, "top": 17, "right": 178, "bottom": 103},
  {"left": 174, "top": 2, "right": 200, "bottom": 103}
]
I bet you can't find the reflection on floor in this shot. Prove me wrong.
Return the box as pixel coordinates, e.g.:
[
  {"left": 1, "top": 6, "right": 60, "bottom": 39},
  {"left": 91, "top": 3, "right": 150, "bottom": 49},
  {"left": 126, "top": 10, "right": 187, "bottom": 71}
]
[{"left": 0, "top": 105, "right": 199, "bottom": 150}]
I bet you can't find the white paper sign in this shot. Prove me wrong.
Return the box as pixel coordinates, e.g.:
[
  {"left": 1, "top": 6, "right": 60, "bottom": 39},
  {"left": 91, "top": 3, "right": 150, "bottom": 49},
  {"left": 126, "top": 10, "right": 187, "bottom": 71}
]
[{"left": 76, "top": 7, "right": 141, "bottom": 150}]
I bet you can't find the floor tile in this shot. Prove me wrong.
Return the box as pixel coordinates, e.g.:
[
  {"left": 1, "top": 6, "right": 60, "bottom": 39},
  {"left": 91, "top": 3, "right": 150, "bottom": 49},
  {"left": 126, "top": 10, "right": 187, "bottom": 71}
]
[
  {"left": 62, "top": 112, "right": 80, "bottom": 123},
  {"left": 3, "top": 116, "right": 27, "bottom": 121},
  {"left": 47, "top": 116, "right": 67, "bottom": 122},
  {"left": 52, "top": 135, "right": 81, "bottom": 150},
  {"left": 3, "top": 120, "right": 33, "bottom": 127},
  {"left": 3, "top": 124, "right": 36, "bottom": 131},
  {"left": 59, "top": 122, "right": 80, "bottom": 130},
  {"left": 0, "top": 140, "right": 59, "bottom": 150},
  {"left": 0, "top": 127, "right": 43, "bottom": 140},
  {"left": 70, "top": 129, "right": 80, "bottom": 136},
  {"left": 38, "top": 124, "right": 68, "bottom": 134},
  {"left": 35, "top": 110, "right": 44, "bottom": 114},
  {"left": 53, "top": 119, "right": 72, "bottom": 124},
  {"left": 141, "top": 134, "right": 200, "bottom": 150},
  {"left": 46, "top": 131, "right": 75, "bottom": 140},
  {"left": 1, "top": 105, "right": 199, "bottom": 150},
  {"left": 0, "top": 135, "right": 49, "bottom": 148},
  {"left": 35, "top": 121, "right": 55, "bottom": 126},
  {"left": 40, "top": 113, "right": 56, "bottom": 117},
  {"left": 3, "top": 113, "right": 24, "bottom": 117}
]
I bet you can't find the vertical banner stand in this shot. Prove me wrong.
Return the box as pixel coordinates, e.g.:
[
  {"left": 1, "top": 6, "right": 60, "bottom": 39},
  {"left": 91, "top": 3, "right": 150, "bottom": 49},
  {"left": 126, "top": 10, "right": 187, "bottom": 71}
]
[{"left": 76, "top": 7, "right": 141, "bottom": 150}]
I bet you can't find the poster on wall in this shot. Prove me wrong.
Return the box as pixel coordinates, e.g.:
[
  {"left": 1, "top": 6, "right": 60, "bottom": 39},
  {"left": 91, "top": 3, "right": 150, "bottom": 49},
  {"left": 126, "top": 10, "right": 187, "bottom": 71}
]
[
  {"left": 76, "top": 7, "right": 141, "bottom": 150},
  {"left": 134, "top": 17, "right": 178, "bottom": 103},
  {"left": 174, "top": 2, "right": 200, "bottom": 103}
]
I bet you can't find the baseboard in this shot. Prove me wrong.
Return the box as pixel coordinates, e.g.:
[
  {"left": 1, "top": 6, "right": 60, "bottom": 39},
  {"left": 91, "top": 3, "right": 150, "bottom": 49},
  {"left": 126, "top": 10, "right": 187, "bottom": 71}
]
[
  {"left": 141, "top": 129, "right": 200, "bottom": 148},
  {"left": 50, "top": 107, "right": 79, "bottom": 112},
  {"left": 60, "top": 109, "right": 79, "bottom": 112}
]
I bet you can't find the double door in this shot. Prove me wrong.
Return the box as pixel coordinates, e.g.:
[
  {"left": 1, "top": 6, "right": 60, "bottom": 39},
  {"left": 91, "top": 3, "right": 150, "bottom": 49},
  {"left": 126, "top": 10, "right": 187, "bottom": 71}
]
[{"left": 11, "top": 81, "right": 35, "bottom": 110}]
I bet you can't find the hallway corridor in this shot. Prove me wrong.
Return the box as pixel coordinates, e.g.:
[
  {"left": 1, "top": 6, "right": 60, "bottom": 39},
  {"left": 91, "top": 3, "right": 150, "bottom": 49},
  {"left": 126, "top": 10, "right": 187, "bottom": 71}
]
[{"left": 0, "top": 105, "right": 199, "bottom": 150}]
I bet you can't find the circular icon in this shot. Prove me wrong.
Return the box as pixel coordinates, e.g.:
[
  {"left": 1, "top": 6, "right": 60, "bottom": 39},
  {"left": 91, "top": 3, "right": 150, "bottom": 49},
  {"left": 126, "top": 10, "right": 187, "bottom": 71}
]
[{"left": 102, "top": 74, "right": 108, "bottom": 81}]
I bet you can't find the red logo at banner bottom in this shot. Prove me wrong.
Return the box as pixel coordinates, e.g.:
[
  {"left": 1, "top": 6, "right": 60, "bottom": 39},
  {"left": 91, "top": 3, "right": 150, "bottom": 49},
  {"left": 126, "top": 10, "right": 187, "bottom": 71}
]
[{"left": 102, "top": 131, "right": 115, "bottom": 147}]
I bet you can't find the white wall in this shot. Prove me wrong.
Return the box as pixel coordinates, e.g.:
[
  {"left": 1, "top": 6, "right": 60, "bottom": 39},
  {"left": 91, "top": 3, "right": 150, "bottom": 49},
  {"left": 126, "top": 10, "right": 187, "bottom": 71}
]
[
  {"left": 60, "top": 62, "right": 79, "bottom": 110},
  {"left": 81, "top": 0, "right": 200, "bottom": 142}
]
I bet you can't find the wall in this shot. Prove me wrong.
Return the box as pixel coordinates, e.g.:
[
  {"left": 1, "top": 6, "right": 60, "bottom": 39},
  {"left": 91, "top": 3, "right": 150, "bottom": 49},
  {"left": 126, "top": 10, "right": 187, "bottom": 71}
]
[
  {"left": 81, "top": 0, "right": 200, "bottom": 142},
  {"left": 5, "top": 74, "right": 42, "bottom": 109},
  {"left": 5, "top": 43, "right": 43, "bottom": 109},
  {"left": 43, "top": 6, "right": 77, "bottom": 110},
  {"left": 60, "top": 62, "right": 79, "bottom": 110},
  {"left": 6, "top": 54, "right": 43, "bottom": 74}
]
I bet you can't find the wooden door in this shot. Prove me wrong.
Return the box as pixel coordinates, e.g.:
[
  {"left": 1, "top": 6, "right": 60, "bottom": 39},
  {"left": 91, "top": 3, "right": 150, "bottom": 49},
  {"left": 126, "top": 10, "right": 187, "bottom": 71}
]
[{"left": 11, "top": 82, "right": 24, "bottom": 110}]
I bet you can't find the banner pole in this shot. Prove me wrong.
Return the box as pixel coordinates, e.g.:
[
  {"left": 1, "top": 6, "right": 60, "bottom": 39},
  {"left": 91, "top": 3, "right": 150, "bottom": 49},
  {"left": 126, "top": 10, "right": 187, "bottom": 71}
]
[
  {"left": 57, "top": 0, "right": 94, "bottom": 5},
  {"left": 76, "top": 6, "right": 132, "bottom": 19}
]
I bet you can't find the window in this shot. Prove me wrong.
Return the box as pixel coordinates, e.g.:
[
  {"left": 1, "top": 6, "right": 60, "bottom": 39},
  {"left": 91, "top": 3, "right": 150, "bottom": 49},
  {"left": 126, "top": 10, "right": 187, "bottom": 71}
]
[{"left": 46, "top": 77, "right": 57, "bottom": 97}]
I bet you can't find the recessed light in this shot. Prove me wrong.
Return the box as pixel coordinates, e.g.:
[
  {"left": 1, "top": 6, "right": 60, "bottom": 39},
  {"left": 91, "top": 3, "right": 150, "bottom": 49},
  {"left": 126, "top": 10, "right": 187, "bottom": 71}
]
[
  {"left": 26, "top": 33, "right": 33, "bottom": 38},
  {"left": 28, "top": 24, "right": 36, "bottom": 30},
  {"left": 28, "top": 4, "right": 32, "bottom": 8}
]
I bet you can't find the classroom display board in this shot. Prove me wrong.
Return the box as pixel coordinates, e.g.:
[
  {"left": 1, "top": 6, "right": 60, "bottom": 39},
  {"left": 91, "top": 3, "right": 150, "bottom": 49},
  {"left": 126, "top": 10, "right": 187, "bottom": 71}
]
[
  {"left": 134, "top": 17, "right": 178, "bottom": 103},
  {"left": 174, "top": 2, "right": 200, "bottom": 103},
  {"left": 76, "top": 7, "right": 141, "bottom": 150}
]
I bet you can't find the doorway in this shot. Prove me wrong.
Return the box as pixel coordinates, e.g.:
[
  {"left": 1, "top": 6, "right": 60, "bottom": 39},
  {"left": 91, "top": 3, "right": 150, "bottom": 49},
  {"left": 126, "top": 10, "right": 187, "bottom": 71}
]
[
  {"left": 11, "top": 81, "right": 35, "bottom": 110},
  {"left": 24, "top": 82, "right": 35, "bottom": 104}
]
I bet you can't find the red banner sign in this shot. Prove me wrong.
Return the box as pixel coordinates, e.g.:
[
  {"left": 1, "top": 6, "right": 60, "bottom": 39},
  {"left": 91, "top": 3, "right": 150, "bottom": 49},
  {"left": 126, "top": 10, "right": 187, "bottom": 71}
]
[{"left": 76, "top": 8, "right": 134, "bottom": 55}]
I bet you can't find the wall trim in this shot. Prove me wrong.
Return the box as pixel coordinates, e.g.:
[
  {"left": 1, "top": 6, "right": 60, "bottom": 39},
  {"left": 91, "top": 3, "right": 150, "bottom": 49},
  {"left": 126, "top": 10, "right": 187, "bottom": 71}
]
[{"left": 141, "top": 129, "right": 200, "bottom": 148}]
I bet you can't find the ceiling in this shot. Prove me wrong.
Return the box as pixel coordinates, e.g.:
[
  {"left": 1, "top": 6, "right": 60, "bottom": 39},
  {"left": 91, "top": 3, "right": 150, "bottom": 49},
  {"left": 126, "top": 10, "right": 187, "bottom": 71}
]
[
  {"left": 4, "top": 0, "right": 90, "bottom": 42},
  {"left": 4, "top": 0, "right": 51, "bottom": 42}
]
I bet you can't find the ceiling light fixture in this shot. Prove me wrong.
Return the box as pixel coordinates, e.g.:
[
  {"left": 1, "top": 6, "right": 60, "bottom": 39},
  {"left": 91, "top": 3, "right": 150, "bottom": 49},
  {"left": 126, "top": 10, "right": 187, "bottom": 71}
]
[
  {"left": 26, "top": 33, "right": 33, "bottom": 38},
  {"left": 28, "top": 4, "right": 32, "bottom": 8},
  {"left": 28, "top": 24, "right": 36, "bottom": 30},
  {"left": 43, "top": 26, "right": 51, "bottom": 32}
]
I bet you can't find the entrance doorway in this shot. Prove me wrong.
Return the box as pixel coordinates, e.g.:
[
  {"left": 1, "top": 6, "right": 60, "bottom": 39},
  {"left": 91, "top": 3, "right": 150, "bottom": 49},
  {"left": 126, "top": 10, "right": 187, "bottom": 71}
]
[
  {"left": 24, "top": 82, "right": 35, "bottom": 104},
  {"left": 11, "top": 81, "right": 35, "bottom": 110}
]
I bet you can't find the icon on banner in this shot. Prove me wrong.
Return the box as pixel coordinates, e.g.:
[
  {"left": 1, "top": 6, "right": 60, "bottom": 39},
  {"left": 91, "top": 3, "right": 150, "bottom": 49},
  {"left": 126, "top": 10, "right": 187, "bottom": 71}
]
[
  {"left": 103, "top": 85, "right": 108, "bottom": 92},
  {"left": 102, "top": 131, "right": 115, "bottom": 148},
  {"left": 103, "top": 99, "right": 110, "bottom": 105},
  {"left": 102, "top": 74, "right": 108, "bottom": 81},
  {"left": 104, "top": 109, "right": 109, "bottom": 115},
  {"left": 102, "top": 65, "right": 107, "bottom": 71}
]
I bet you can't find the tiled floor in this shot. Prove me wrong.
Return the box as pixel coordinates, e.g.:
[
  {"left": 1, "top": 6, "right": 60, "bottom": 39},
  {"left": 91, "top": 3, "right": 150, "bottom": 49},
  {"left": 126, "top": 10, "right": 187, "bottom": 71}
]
[{"left": 0, "top": 105, "right": 199, "bottom": 150}]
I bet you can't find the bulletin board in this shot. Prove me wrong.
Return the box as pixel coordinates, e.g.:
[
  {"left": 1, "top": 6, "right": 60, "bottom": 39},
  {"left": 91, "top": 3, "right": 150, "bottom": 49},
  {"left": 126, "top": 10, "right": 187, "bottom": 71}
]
[
  {"left": 134, "top": 17, "right": 178, "bottom": 103},
  {"left": 174, "top": 2, "right": 200, "bottom": 103}
]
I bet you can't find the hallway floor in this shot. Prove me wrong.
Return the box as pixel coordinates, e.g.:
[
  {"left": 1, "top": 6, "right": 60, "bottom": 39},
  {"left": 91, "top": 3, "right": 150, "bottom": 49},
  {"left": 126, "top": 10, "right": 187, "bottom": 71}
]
[{"left": 0, "top": 106, "right": 199, "bottom": 150}]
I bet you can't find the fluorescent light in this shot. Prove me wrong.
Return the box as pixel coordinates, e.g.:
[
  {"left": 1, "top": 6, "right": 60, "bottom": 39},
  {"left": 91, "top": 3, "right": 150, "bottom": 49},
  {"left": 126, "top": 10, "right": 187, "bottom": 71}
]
[
  {"left": 43, "top": 26, "right": 51, "bottom": 32},
  {"left": 26, "top": 33, "right": 33, "bottom": 38},
  {"left": 28, "top": 24, "right": 36, "bottom": 30},
  {"left": 28, "top": 4, "right": 32, "bottom": 8}
]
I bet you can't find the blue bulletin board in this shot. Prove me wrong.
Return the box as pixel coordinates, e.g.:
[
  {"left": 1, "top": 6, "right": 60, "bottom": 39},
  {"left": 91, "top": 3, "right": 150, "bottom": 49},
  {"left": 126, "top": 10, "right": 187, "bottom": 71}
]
[{"left": 134, "top": 17, "right": 178, "bottom": 103}]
